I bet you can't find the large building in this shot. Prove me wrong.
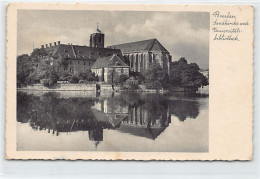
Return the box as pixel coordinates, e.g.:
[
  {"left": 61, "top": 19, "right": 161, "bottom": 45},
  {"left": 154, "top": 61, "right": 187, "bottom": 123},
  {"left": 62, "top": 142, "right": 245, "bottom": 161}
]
[
  {"left": 41, "top": 27, "right": 123, "bottom": 76},
  {"left": 108, "top": 39, "right": 172, "bottom": 74},
  {"left": 38, "top": 26, "right": 172, "bottom": 80}
]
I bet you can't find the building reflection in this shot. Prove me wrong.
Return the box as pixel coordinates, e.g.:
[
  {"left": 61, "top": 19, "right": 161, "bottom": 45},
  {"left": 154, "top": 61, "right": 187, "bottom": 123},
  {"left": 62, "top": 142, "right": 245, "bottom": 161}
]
[
  {"left": 92, "top": 98, "right": 129, "bottom": 128},
  {"left": 17, "top": 91, "right": 201, "bottom": 145},
  {"left": 118, "top": 104, "right": 171, "bottom": 140}
]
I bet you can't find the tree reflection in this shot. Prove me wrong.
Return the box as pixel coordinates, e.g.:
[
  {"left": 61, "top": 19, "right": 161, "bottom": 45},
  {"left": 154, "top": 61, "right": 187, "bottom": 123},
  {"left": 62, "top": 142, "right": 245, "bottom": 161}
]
[
  {"left": 168, "top": 100, "right": 199, "bottom": 121},
  {"left": 17, "top": 91, "right": 201, "bottom": 142}
]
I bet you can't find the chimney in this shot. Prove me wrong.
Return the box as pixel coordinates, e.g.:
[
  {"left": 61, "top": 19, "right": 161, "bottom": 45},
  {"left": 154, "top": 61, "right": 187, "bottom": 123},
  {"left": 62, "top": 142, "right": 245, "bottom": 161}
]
[
  {"left": 57, "top": 41, "right": 60, "bottom": 45},
  {"left": 41, "top": 45, "right": 44, "bottom": 48},
  {"left": 45, "top": 44, "right": 48, "bottom": 48},
  {"left": 54, "top": 42, "right": 57, "bottom": 46},
  {"left": 49, "top": 43, "right": 52, "bottom": 47}
]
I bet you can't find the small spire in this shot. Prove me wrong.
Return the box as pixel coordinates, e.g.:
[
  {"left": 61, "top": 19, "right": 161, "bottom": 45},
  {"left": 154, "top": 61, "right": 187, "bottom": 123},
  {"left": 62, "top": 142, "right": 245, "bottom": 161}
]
[{"left": 96, "top": 22, "right": 101, "bottom": 33}]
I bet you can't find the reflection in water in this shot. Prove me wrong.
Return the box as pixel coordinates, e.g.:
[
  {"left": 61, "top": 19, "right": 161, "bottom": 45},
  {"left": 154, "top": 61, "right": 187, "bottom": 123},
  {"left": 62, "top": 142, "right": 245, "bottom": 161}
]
[{"left": 17, "top": 91, "right": 208, "bottom": 151}]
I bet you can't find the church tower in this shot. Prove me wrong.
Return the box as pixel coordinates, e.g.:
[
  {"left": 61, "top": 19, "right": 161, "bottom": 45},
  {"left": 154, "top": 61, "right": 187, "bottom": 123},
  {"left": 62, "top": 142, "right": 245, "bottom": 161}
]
[{"left": 89, "top": 23, "right": 105, "bottom": 48}]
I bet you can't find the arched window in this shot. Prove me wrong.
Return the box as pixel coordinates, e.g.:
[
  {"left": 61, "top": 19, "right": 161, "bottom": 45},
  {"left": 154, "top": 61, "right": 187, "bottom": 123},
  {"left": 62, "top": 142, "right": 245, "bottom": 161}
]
[
  {"left": 140, "top": 54, "right": 143, "bottom": 69},
  {"left": 143, "top": 54, "right": 146, "bottom": 69},
  {"left": 135, "top": 54, "right": 139, "bottom": 72},
  {"left": 130, "top": 55, "right": 134, "bottom": 69},
  {"left": 155, "top": 54, "right": 160, "bottom": 63}
]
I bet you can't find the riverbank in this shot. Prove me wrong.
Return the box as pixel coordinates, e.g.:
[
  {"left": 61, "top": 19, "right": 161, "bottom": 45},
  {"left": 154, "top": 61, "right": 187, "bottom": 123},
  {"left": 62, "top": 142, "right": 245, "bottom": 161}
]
[
  {"left": 17, "top": 83, "right": 207, "bottom": 94},
  {"left": 17, "top": 83, "right": 163, "bottom": 93}
]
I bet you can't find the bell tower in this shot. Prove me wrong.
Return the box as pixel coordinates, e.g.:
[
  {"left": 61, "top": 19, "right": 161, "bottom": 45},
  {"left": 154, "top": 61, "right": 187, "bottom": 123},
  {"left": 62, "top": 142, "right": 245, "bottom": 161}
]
[{"left": 89, "top": 23, "right": 105, "bottom": 48}]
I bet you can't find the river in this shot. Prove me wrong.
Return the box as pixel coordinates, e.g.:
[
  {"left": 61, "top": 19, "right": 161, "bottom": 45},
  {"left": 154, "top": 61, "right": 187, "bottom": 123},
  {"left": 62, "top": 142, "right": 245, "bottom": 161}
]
[{"left": 17, "top": 91, "right": 208, "bottom": 152}]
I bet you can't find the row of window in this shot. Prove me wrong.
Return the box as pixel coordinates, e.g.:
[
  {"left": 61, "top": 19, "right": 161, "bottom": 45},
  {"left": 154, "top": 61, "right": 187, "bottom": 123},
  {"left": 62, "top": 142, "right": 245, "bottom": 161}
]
[
  {"left": 67, "top": 60, "right": 92, "bottom": 66},
  {"left": 104, "top": 68, "right": 128, "bottom": 74},
  {"left": 57, "top": 67, "right": 91, "bottom": 72},
  {"left": 63, "top": 49, "right": 112, "bottom": 56},
  {"left": 57, "top": 67, "right": 74, "bottom": 72}
]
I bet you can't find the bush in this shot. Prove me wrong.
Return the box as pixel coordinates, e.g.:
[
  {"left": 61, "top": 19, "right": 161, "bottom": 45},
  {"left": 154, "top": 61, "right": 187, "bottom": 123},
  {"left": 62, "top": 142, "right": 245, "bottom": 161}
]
[
  {"left": 144, "top": 80, "right": 162, "bottom": 89},
  {"left": 124, "top": 78, "right": 139, "bottom": 90},
  {"left": 79, "top": 70, "right": 99, "bottom": 82},
  {"left": 79, "top": 80, "right": 86, "bottom": 84},
  {"left": 69, "top": 76, "right": 79, "bottom": 83},
  {"left": 59, "top": 72, "right": 72, "bottom": 81},
  {"left": 114, "top": 74, "right": 128, "bottom": 85},
  {"left": 41, "top": 79, "right": 58, "bottom": 87},
  {"left": 129, "top": 71, "right": 145, "bottom": 84},
  {"left": 41, "top": 79, "right": 50, "bottom": 87}
]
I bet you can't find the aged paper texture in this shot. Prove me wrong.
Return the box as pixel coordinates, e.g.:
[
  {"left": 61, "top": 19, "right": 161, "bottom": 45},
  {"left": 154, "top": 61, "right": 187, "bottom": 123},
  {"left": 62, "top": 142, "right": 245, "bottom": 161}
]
[{"left": 6, "top": 4, "right": 253, "bottom": 160}]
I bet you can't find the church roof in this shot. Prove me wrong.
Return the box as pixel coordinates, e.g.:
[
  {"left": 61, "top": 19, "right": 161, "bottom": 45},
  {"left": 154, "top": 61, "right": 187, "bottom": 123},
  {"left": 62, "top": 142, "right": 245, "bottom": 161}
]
[
  {"left": 107, "top": 38, "right": 169, "bottom": 54},
  {"left": 117, "top": 123, "right": 167, "bottom": 140},
  {"left": 44, "top": 44, "right": 122, "bottom": 60},
  {"left": 91, "top": 54, "right": 129, "bottom": 69},
  {"left": 91, "top": 109, "right": 127, "bottom": 128}
]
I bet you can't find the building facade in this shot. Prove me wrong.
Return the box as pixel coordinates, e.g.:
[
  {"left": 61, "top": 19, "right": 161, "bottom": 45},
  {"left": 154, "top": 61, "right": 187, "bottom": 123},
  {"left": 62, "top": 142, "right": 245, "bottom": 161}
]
[
  {"left": 91, "top": 54, "right": 130, "bottom": 83},
  {"left": 39, "top": 27, "right": 123, "bottom": 75},
  {"left": 36, "top": 27, "right": 172, "bottom": 77},
  {"left": 108, "top": 39, "right": 172, "bottom": 74}
]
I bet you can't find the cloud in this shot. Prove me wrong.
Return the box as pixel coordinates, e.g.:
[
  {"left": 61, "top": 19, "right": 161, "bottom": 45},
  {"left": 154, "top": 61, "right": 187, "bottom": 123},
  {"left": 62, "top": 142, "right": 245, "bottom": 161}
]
[
  {"left": 109, "top": 12, "right": 209, "bottom": 68},
  {"left": 17, "top": 10, "right": 209, "bottom": 69}
]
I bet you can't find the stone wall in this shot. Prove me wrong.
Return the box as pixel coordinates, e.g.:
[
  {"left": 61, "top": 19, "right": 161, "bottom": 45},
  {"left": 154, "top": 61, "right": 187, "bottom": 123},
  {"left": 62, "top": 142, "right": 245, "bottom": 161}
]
[
  {"left": 18, "top": 83, "right": 123, "bottom": 92},
  {"left": 19, "top": 83, "right": 96, "bottom": 91},
  {"left": 100, "top": 84, "right": 121, "bottom": 91}
]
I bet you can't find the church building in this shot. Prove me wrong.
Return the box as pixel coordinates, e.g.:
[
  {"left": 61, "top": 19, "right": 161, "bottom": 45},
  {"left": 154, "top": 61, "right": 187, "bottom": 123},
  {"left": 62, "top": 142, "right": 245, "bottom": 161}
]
[
  {"left": 38, "top": 25, "right": 172, "bottom": 80},
  {"left": 108, "top": 39, "right": 172, "bottom": 74}
]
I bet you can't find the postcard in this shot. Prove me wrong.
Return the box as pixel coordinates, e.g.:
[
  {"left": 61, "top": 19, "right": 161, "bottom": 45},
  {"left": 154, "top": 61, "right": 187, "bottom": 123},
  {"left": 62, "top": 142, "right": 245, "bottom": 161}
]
[{"left": 6, "top": 4, "right": 253, "bottom": 160}]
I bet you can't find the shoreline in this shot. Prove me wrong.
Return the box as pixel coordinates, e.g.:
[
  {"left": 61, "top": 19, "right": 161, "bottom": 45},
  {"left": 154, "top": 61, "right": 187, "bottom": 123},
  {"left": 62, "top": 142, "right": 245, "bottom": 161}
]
[{"left": 17, "top": 83, "right": 208, "bottom": 94}]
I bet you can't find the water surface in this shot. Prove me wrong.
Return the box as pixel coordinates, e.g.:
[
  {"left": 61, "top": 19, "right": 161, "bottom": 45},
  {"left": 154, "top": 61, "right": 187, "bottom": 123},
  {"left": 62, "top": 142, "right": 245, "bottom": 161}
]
[{"left": 17, "top": 91, "right": 208, "bottom": 152}]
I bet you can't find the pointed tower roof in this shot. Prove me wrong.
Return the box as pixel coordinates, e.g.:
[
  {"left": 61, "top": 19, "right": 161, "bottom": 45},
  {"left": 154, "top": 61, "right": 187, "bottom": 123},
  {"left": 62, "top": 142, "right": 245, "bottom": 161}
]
[{"left": 96, "top": 22, "right": 102, "bottom": 33}]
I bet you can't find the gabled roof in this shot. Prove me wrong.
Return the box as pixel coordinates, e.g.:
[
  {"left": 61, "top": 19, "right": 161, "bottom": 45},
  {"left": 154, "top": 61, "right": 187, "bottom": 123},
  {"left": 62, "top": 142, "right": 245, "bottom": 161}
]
[
  {"left": 44, "top": 44, "right": 122, "bottom": 60},
  {"left": 117, "top": 123, "right": 167, "bottom": 140},
  {"left": 91, "top": 54, "right": 129, "bottom": 69},
  {"left": 91, "top": 109, "right": 127, "bottom": 128},
  {"left": 107, "top": 38, "right": 169, "bottom": 54}
]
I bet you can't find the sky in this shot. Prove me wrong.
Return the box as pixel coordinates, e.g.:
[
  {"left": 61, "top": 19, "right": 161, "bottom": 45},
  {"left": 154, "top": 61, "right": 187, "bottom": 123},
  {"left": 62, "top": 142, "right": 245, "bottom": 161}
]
[{"left": 17, "top": 10, "right": 209, "bottom": 69}]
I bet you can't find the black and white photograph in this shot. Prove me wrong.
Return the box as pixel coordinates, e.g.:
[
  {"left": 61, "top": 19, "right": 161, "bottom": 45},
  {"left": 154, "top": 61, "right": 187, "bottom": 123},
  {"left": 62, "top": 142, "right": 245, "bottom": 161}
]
[{"left": 16, "top": 10, "right": 209, "bottom": 152}]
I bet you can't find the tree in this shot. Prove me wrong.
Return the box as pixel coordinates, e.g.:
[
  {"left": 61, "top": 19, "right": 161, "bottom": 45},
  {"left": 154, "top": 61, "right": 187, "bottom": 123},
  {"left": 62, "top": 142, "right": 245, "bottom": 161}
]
[
  {"left": 129, "top": 71, "right": 145, "bottom": 84},
  {"left": 78, "top": 69, "right": 99, "bottom": 82},
  {"left": 114, "top": 74, "right": 128, "bottom": 85},
  {"left": 69, "top": 75, "right": 79, "bottom": 83},
  {"left": 169, "top": 57, "right": 209, "bottom": 89},
  {"left": 31, "top": 48, "right": 48, "bottom": 58},
  {"left": 17, "top": 54, "right": 33, "bottom": 84},
  {"left": 124, "top": 77, "right": 139, "bottom": 90},
  {"left": 31, "top": 48, "right": 59, "bottom": 86},
  {"left": 17, "top": 53, "right": 43, "bottom": 85},
  {"left": 143, "top": 62, "right": 166, "bottom": 89},
  {"left": 59, "top": 72, "right": 72, "bottom": 81}
]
